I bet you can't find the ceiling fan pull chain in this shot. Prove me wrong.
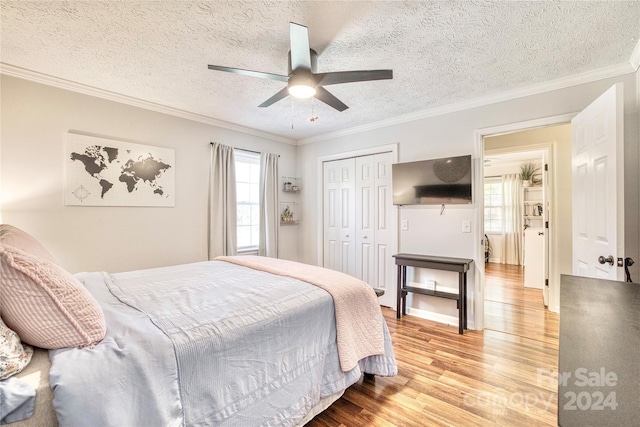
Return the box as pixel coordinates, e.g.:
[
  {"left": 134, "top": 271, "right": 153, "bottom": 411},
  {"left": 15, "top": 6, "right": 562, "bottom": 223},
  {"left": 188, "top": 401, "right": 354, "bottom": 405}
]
[{"left": 308, "top": 97, "right": 319, "bottom": 122}]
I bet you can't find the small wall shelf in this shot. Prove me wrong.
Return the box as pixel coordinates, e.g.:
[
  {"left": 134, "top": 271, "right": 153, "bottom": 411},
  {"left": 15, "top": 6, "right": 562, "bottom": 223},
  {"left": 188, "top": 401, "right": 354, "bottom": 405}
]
[
  {"left": 282, "top": 176, "right": 301, "bottom": 193},
  {"left": 523, "top": 186, "right": 543, "bottom": 226},
  {"left": 280, "top": 201, "right": 299, "bottom": 225}
]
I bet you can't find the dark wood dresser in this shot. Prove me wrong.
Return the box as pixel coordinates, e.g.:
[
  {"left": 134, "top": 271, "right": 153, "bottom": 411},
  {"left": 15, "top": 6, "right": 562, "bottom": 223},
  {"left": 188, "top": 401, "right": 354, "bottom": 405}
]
[{"left": 559, "top": 274, "right": 640, "bottom": 426}]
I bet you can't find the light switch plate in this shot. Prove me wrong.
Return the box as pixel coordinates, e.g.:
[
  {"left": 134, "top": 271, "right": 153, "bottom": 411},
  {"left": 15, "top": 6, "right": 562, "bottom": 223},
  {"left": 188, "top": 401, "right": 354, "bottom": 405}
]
[
  {"left": 462, "top": 220, "right": 471, "bottom": 233},
  {"left": 401, "top": 219, "right": 408, "bottom": 231}
]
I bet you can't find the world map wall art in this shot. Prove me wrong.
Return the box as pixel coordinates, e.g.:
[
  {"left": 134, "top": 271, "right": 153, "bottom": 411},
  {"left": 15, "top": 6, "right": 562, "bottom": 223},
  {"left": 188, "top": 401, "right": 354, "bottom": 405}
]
[{"left": 65, "top": 133, "right": 175, "bottom": 207}]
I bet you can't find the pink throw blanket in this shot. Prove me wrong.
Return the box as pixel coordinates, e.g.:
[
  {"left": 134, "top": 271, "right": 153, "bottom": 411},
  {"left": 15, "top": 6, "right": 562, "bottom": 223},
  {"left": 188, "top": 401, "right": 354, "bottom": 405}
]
[{"left": 215, "top": 255, "right": 385, "bottom": 372}]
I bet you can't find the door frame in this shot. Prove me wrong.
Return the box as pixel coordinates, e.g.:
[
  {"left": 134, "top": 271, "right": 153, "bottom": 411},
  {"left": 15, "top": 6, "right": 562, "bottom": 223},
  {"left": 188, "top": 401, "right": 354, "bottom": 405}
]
[{"left": 473, "top": 114, "right": 575, "bottom": 328}]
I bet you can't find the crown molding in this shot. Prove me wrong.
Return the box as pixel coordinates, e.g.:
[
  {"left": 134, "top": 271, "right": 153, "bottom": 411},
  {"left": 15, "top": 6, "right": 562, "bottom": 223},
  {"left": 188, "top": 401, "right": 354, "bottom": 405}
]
[
  {"left": 0, "top": 63, "right": 296, "bottom": 146},
  {"left": 629, "top": 37, "right": 640, "bottom": 71},
  {"left": 297, "top": 62, "right": 635, "bottom": 145},
  {"left": 3, "top": 60, "right": 634, "bottom": 148}
]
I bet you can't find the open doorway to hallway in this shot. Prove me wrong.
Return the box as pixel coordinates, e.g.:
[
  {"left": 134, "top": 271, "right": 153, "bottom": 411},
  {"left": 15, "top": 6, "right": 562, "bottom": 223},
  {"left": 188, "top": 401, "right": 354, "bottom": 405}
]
[{"left": 481, "top": 123, "right": 572, "bottom": 335}]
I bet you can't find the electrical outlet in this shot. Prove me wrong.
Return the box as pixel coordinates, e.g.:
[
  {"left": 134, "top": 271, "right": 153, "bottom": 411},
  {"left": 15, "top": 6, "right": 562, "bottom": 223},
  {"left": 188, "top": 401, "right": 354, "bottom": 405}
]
[
  {"left": 410, "top": 280, "right": 436, "bottom": 291},
  {"left": 401, "top": 220, "right": 408, "bottom": 231},
  {"left": 462, "top": 220, "right": 471, "bottom": 233}
]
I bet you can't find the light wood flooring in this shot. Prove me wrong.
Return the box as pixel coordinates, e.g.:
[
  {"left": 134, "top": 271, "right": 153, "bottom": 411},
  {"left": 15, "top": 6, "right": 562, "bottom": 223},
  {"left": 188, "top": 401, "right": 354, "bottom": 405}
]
[{"left": 308, "top": 263, "right": 559, "bottom": 427}]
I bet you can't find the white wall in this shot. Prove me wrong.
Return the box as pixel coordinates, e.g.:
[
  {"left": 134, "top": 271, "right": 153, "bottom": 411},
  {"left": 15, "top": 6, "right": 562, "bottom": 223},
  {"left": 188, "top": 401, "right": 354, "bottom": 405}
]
[
  {"left": 298, "top": 73, "right": 639, "bottom": 327},
  {"left": 0, "top": 76, "right": 298, "bottom": 273}
]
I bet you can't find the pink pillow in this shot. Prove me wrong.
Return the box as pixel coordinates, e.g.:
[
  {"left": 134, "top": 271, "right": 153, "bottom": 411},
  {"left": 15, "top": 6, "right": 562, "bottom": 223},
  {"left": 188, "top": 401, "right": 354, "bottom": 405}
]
[
  {"left": 0, "top": 224, "right": 56, "bottom": 263},
  {"left": 0, "top": 245, "right": 106, "bottom": 349}
]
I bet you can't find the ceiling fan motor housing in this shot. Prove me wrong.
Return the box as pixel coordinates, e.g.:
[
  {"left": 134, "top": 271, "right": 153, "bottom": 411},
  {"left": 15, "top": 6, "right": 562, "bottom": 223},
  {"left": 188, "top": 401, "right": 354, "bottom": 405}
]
[{"left": 288, "top": 49, "right": 317, "bottom": 74}]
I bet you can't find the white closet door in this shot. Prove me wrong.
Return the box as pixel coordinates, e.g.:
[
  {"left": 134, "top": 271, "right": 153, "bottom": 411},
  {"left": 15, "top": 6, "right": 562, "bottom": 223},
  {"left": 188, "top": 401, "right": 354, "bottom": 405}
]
[
  {"left": 355, "top": 153, "right": 395, "bottom": 306},
  {"left": 372, "top": 153, "right": 395, "bottom": 308},
  {"left": 323, "top": 158, "right": 356, "bottom": 276},
  {"left": 325, "top": 152, "right": 396, "bottom": 308},
  {"left": 356, "top": 156, "right": 375, "bottom": 283}
]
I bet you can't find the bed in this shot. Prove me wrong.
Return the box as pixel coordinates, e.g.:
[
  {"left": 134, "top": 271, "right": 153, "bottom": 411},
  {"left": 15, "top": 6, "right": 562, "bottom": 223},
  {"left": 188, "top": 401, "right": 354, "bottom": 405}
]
[{"left": 0, "top": 225, "right": 397, "bottom": 426}]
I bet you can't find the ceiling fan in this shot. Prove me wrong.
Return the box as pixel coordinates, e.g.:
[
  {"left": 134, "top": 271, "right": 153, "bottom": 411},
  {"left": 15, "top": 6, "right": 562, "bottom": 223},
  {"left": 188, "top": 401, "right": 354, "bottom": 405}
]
[{"left": 208, "top": 22, "right": 393, "bottom": 112}]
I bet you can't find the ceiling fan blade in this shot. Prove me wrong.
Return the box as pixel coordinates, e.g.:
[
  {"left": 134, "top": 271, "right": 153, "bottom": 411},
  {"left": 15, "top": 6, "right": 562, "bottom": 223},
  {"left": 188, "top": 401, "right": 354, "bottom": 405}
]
[
  {"left": 314, "top": 87, "right": 348, "bottom": 112},
  {"left": 258, "top": 87, "right": 290, "bottom": 108},
  {"left": 289, "top": 22, "right": 311, "bottom": 71},
  {"left": 208, "top": 65, "right": 288, "bottom": 82},
  {"left": 315, "top": 70, "right": 393, "bottom": 86}
]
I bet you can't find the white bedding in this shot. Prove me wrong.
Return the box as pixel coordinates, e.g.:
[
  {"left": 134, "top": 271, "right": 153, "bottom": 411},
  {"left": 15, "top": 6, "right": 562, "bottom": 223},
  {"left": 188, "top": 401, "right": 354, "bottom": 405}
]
[{"left": 47, "top": 260, "right": 397, "bottom": 426}]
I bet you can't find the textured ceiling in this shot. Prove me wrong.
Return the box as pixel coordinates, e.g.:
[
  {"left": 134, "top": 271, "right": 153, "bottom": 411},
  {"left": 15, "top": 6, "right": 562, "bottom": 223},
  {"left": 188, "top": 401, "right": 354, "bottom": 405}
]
[{"left": 2, "top": 1, "right": 639, "bottom": 142}]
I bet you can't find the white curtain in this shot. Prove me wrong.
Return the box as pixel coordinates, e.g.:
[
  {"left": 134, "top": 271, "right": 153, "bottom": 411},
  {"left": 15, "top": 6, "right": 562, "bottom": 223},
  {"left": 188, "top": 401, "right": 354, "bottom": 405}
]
[
  {"left": 258, "top": 153, "right": 279, "bottom": 257},
  {"left": 501, "top": 173, "right": 523, "bottom": 265},
  {"left": 208, "top": 142, "right": 237, "bottom": 259}
]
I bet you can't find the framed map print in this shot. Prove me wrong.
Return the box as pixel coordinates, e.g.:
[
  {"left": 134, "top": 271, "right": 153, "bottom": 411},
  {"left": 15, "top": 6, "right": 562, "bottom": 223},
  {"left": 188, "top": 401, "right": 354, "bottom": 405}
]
[{"left": 65, "top": 133, "right": 175, "bottom": 207}]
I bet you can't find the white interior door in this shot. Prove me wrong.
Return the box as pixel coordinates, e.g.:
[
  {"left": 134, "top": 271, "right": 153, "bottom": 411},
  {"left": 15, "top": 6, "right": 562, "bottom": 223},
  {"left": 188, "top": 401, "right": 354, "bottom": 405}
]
[
  {"left": 571, "top": 84, "right": 624, "bottom": 280},
  {"left": 355, "top": 153, "right": 396, "bottom": 307},
  {"left": 323, "top": 159, "right": 356, "bottom": 276},
  {"left": 356, "top": 155, "right": 375, "bottom": 283}
]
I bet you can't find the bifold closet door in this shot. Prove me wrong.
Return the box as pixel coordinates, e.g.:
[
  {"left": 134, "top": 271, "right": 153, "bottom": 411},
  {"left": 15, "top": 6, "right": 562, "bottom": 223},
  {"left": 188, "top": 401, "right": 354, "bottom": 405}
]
[
  {"left": 323, "top": 158, "right": 356, "bottom": 276},
  {"left": 355, "top": 153, "right": 395, "bottom": 307}
]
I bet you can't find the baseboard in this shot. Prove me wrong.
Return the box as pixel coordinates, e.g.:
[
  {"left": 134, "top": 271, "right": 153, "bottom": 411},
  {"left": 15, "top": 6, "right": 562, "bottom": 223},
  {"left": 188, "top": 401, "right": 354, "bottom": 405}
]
[{"left": 406, "top": 307, "right": 459, "bottom": 328}]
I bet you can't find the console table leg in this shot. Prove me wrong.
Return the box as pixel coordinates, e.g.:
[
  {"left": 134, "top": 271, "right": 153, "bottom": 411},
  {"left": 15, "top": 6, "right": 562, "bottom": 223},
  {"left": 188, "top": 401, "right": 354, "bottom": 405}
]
[
  {"left": 401, "top": 266, "right": 407, "bottom": 315},
  {"left": 396, "top": 265, "right": 402, "bottom": 319},
  {"left": 458, "top": 272, "right": 464, "bottom": 335},
  {"left": 463, "top": 272, "right": 468, "bottom": 329}
]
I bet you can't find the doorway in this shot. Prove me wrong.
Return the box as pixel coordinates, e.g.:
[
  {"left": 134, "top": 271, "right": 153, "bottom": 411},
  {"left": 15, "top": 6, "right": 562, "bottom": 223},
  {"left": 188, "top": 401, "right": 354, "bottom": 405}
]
[
  {"left": 473, "top": 119, "right": 573, "bottom": 332},
  {"left": 483, "top": 148, "right": 549, "bottom": 302}
]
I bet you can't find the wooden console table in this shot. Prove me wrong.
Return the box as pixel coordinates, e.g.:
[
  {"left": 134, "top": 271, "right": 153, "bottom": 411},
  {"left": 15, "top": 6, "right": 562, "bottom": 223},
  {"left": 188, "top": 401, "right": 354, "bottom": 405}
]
[{"left": 393, "top": 253, "right": 473, "bottom": 335}]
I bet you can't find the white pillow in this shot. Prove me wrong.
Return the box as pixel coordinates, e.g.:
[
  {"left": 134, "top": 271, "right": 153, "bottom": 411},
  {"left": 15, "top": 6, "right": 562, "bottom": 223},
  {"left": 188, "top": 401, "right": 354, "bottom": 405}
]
[{"left": 0, "top": 317, "right": 33, "bottom": 380}]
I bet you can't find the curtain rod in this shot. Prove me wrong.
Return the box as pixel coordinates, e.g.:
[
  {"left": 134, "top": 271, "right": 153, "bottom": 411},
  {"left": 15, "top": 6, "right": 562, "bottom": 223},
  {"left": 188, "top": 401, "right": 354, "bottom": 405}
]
[
  {"left": 209, "top": 142, "right": 279, "bottom": 157},
  {"left": 484, "top": 174, "right": 502, "bottom": 178}
]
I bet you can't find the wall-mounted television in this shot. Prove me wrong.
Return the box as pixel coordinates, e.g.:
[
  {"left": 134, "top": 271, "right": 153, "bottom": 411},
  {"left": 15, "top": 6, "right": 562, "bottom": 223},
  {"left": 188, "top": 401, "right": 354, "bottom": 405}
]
[{"left": 392, "top": 155, "right": 472, "bottom": 205}]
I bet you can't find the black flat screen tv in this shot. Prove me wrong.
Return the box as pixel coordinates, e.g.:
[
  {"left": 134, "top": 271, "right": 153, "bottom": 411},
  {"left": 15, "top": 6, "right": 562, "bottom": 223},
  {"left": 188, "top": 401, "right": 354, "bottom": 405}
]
[{"left": 392, "top": 155, "right": 472, "bottom": 205}]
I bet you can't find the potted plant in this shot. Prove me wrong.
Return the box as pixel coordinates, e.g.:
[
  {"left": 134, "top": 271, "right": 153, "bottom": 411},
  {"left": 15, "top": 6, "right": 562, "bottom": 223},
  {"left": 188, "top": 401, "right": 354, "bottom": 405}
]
[{"left": 520, "top": 162, "right": 539, "bottom": 187}]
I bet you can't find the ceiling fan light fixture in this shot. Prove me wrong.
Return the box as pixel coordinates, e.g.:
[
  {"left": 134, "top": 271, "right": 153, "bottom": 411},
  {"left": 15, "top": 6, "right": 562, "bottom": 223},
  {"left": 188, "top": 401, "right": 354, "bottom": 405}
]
[
  {"left": 288, "top": 73, "right": 316, "bottom": 98},
  {"left": 288, "top": 84, "right": 316, "bottom": 98}
]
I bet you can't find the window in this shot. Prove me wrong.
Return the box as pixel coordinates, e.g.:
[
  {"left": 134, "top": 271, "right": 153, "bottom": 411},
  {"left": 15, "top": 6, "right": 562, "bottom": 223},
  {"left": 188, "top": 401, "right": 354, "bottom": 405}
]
[
  {"left": 484, "top": 178, "right": 503, "bottom": 233},
  {"left": 235, "top": 151, "right": 260, "bottom": 251}
]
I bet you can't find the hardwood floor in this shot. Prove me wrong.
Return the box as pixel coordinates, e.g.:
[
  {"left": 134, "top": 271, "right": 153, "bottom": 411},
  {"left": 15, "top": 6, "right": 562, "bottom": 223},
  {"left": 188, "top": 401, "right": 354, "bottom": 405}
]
[{"left": 308, "top": 263, "right": 559, "bottom": 426}]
